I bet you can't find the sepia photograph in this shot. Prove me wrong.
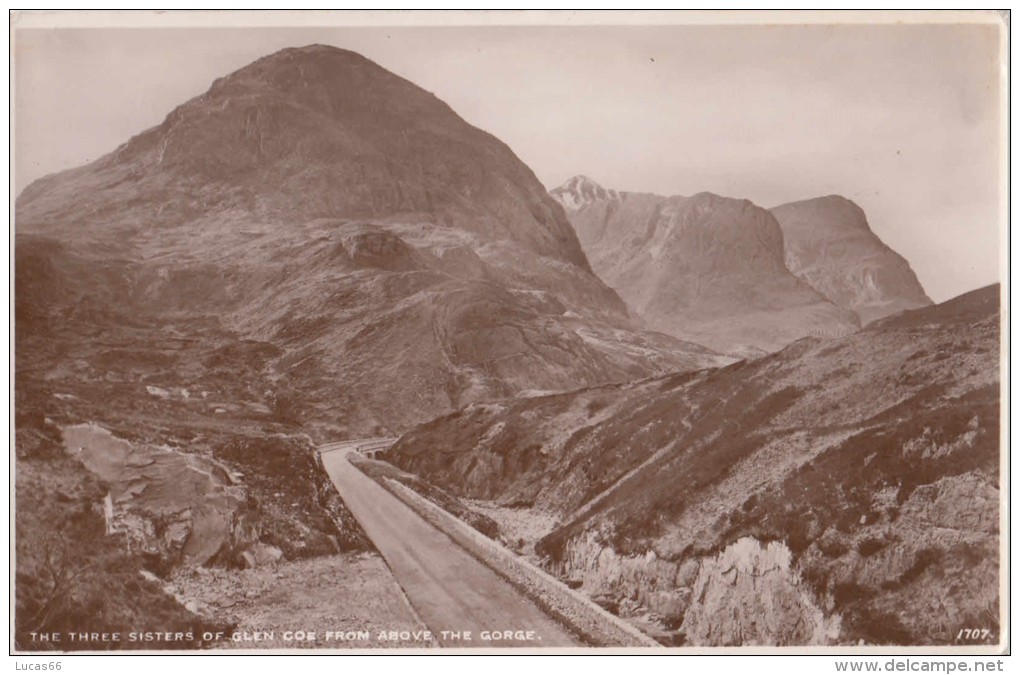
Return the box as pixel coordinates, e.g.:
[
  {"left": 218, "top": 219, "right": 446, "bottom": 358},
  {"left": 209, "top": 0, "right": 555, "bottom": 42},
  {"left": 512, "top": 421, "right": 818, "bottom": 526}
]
[{"left": 9, "top": 9, "right": 1008, "bottom": 659}]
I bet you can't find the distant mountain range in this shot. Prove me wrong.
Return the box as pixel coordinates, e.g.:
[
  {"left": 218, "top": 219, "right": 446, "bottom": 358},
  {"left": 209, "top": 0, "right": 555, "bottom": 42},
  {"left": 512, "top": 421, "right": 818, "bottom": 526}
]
[{"left": 551, "top": 175, "right": 931, "bottom": 355}]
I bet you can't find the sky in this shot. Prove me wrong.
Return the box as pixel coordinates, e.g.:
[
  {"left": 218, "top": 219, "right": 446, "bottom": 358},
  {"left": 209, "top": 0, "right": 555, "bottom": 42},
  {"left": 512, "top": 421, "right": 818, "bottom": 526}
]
[{"left": 13, "top": 16, "right": 1004, "bottom": 302}]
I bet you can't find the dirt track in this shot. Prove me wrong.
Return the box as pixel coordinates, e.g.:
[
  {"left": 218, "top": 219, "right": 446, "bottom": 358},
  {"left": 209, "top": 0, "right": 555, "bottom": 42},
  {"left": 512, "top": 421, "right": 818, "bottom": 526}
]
[{"left": 319, "top": 441, "right": 580, "bottom": 648}]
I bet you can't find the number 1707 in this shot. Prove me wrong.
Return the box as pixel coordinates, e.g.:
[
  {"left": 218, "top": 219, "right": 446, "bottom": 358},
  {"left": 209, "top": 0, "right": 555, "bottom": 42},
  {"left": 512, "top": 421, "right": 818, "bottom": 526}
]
[{"left": 957, "top": 628, "right": 993, "bottom": 641}]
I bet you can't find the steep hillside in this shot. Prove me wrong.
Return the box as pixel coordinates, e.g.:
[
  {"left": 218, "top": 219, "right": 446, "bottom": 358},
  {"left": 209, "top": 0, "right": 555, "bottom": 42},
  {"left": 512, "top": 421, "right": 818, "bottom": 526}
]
[
  {"left": 771, "top": 196, "right": 933, "bottom": 324},
  {"left": 16, "top": 46, "right": 724, "bottom": 438},
  {"left": 388, "top": 285, "right": 1001, "bottom": 646},
  {"left": 19, "top": 45, "right": 588, "bottom": 270},
  {"left": 551, "top": 176, "right": 859, "bottom": 356}
]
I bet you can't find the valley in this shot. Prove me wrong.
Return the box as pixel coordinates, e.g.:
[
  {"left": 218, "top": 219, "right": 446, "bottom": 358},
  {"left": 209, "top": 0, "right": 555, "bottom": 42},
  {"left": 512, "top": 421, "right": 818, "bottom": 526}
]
[{"left": 13, "top": 42, "right": 1002, "bottom": 651}]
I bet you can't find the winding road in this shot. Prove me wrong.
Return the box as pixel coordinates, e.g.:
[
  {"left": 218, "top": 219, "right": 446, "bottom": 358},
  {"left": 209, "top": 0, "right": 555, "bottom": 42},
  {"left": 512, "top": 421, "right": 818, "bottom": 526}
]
[{"left": 318, "top": 441, "right": 581, "bottom": 648}]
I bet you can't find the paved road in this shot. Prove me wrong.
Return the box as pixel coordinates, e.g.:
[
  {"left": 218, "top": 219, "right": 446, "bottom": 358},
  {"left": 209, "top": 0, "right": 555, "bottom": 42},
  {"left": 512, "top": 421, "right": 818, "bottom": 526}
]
[{"left": 319, "top": 441, "right": 580, "bottom": 648}]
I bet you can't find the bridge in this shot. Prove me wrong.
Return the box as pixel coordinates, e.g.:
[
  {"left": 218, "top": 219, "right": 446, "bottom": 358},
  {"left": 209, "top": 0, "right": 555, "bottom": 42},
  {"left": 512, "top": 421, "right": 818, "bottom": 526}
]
[{"left": 321, "top": 436, "right": 398, "bottom": 460}]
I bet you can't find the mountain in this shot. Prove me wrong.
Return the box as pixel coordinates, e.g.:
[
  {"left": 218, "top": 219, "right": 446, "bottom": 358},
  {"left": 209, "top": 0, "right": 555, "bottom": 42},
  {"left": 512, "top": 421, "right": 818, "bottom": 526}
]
[
  {"left": 770, "top": 196, "right": 933, "bottom": 324},
  {"left": 20, "top": 45, "right": 588, "bottom": 270},
  {"left": 550, "top": 176, "right": 859, "bottom": 356},
  {"left": 387, "top": 284, "right": 1001, "bottom": 646},
  {"left": 15, "top": 46, "right": 726, "bottom": 438},
  {"left": 549, "top": 175, "right": 621, "bottom": 210}
]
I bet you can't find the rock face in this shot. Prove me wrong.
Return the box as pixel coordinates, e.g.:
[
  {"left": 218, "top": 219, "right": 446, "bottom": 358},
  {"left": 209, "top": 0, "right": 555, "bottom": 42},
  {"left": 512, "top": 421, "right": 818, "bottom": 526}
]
[
  {"left": 389, "top": 285, "right": 1000, "bottom": 645},
  {"left": 550, "top": 176, "right": 860, "bottom": 356},
  {"left": 770, "top": 196, "right": 932, "bottom": 324},
  {"left": 680, "top": 538, "right": 840, "bottom": 646},
  {"left": 61, "top": 423, "right": 258, "bottom": 567},
  {"left": 16, "top": 46, "right": 723, "bottom": 436}
]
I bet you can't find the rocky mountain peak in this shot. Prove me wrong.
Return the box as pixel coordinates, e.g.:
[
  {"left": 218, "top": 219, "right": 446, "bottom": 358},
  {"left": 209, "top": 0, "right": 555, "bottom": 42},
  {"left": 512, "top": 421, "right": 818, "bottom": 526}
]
[
  {"left": 550, "top": 175, "right": 621, "bottom": 211},
  {"left": 771, "top": 196, "right": 932, "bottom": 324},
  {"left": 773, "top": 195, "right": 873, "bottom": 234}
]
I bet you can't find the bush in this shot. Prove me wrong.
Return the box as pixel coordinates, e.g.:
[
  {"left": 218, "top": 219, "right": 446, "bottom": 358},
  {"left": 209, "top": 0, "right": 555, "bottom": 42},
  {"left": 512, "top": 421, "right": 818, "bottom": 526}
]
[
  {"left": 856, "top": 537, "right": 887, "bottom": 557},
  {"left": 269, "top": 387, "right": 301, "bottom": 425}
]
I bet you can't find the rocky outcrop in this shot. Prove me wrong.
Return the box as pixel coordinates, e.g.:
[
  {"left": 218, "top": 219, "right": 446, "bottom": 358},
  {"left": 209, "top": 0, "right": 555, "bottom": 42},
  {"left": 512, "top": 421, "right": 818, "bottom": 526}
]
[
  {"left": 680, "top": 538, "right": 839, "bottom": 646},
  {"left": 546, "top": 533, "right": 841, "bottom": 645},
  {"left": 770, "top": 196, "right": 932, "bottom": 324},
  {"left": 61, "top": 423, "right": 267, "bottom": 567},
  {"left": 557, "top": 531, "right": 690, "bottom": 625},
  {"left": 240, "top": 543, "right": 284, "bottom": 569}
]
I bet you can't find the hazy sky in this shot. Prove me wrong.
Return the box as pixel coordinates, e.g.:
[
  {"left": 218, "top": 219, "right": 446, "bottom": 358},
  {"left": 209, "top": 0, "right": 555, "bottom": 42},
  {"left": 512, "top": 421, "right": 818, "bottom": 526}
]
[{"left": 14, "top": 19, "right": 1004, "bottom": 302}]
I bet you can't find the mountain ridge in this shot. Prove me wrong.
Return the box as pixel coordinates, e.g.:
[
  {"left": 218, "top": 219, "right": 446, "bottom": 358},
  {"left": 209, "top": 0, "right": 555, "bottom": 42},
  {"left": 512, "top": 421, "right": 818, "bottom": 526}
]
[
  {"left": 551, "top": 175, "right": 933, "bottom": 352},
  {"left": 550, "top": 175, "right": 860, "bottom": 355}
]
